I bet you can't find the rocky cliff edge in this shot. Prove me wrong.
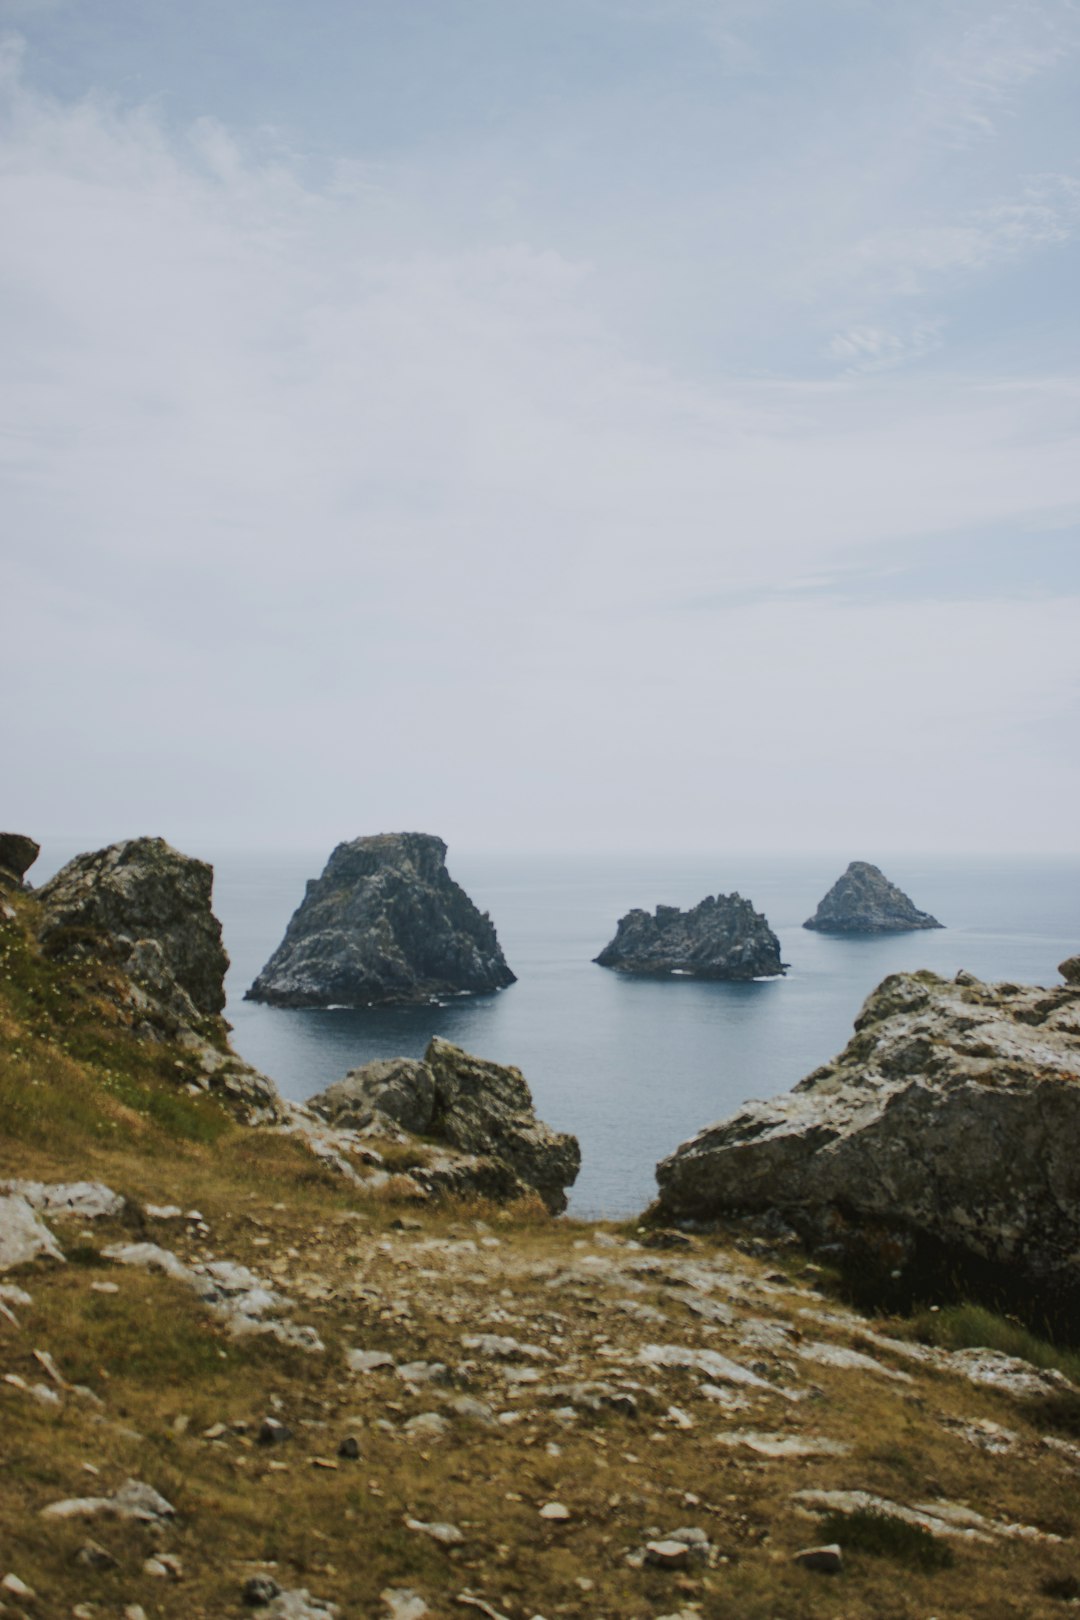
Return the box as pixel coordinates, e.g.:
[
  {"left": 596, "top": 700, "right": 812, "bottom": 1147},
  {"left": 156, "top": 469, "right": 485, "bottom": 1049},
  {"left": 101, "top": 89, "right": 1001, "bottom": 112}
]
[{"left": 656, "top": 957, "right": 1080, "bottom": 1314}]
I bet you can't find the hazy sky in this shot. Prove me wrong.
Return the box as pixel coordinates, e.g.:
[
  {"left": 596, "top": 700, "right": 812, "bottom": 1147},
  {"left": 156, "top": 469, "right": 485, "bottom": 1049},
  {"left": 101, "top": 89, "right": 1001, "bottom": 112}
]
[{"left": 3, "top": 0, "right": 1079, "bottom": 854}]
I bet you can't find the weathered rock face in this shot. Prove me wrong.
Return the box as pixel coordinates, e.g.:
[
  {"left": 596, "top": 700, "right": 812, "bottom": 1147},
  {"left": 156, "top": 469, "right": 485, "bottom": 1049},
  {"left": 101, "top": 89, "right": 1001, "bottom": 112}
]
[
  {"left": 246, "top": 833, "right": 515, "bottom": 1009},
  {"left": 804, "top": 861, "right": 941, "bottom": 934},
  {"left": 655, "top": 959, "right": 1080, "bottom": 1305},
  {"left": 37, "top": 838, "right": 228, "bottom": 1017},
  {"left": 0, "top": 832, "right": 40, "bottom": 887},
  {"left": 308, "top": 1058, "right": 436, "bottom": 1136},
  {"left": 594, "top": 894, "right": 784, "bottom": 981},
  {"left": 308, "top": 1038, "right": 581, "bottom": 1213},
  {"left": 35, "top": 838, "right": 281, "bottom": 1121}
]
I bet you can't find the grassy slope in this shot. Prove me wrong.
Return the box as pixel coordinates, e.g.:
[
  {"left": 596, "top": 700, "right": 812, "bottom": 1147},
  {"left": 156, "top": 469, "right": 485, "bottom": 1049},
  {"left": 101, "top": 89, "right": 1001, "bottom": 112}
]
[{"left": 2, "top": 891, "right": 1080, "bottom": 1619}]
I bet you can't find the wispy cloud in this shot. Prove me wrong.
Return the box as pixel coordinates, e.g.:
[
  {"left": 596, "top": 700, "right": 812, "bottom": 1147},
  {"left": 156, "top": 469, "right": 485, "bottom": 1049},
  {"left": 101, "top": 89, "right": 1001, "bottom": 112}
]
[
  {"left": 917, "top": 2, "right": 1078, "bottom": 148},
  {"left": 1, "top": 14, "right": 1079, "bottom": 850}
]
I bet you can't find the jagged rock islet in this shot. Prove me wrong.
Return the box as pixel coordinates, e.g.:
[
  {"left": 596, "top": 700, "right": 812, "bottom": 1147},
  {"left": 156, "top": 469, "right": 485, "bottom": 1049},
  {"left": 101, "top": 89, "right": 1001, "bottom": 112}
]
[
  {"left": 246, "top": 833, "right": 515, "bottom": 1008},
  {"left": 804, "top": 861, "right": 942, "bottom": 933},
  {"left": 655, "top": 956, "right": 1080, "bottom": 1310},
  {"left": 594, "top": 894, "right": 785, "bottom": 981},
  {"left": 308, "top": 1037, "right": 581, "bottom": 1213}
]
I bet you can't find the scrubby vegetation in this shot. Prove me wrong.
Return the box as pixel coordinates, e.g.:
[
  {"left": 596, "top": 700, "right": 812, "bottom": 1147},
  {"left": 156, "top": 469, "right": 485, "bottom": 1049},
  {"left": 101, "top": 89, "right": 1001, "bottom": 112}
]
[{"left": 3, "top": 890, "right": 1080, "bottom": 1617}]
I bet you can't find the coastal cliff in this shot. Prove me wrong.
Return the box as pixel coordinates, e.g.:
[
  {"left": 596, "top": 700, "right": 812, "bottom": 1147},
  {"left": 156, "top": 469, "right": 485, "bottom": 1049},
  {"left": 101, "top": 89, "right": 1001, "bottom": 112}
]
[
  {"left": 247, "top": 832, "right": 516, "bottom": 1008},
  {"left": 656, "top": 958, "right": 1080, "bottom": 1317},
  {"left": 3, "top": 833, "right": 1080, "bottom": 1617}
]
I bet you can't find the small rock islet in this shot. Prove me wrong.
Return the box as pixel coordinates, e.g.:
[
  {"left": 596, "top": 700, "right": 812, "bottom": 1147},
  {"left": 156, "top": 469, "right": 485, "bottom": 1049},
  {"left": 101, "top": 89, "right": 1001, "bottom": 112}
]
[{"left": 594, "top": 893, "right": 785, "bottom": 981}]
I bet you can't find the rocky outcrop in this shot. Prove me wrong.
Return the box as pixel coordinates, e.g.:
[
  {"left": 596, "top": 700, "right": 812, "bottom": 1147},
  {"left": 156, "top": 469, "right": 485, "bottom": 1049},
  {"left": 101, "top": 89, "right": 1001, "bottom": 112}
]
[
  {"left": 803, "top": 861, "right": 942, "bottom": 933},
  {"left": 0, "top": 1194, "right": 65, "bottom": 1272},
  {"left": 594, "top": 894, "right": 784, "bottom": 981},
  {"left": 655, "top": 958, "right": 1080, "bottom": 1309},
  {"left": 37, "top": 838, "right": 229, "bottom": 1017},
  {"left": 0, "top": 832, "right": 39, "bottom": 887},
  {"left": 35, "top": 837, "right": 281, "bottom": 1121},
  {"left": 310, "top": 1058, "right": 436, "bottom": 1136},
  {"left": 246, "top": 833, "right": 515, "bottom": 1008},
  {"left": 308, "top": 1038, "right": 581, "bottom": 1213}
]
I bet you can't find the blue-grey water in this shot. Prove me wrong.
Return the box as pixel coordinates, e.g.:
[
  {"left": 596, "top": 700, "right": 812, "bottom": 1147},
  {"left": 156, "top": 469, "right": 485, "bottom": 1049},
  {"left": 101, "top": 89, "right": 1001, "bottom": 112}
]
[{"left": 32, "top": 847, "right": 1080, "bottom": 1217}]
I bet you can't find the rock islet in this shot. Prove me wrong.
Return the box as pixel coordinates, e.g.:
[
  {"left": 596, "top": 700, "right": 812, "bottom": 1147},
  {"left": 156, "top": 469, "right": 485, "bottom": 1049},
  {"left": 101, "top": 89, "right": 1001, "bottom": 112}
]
[
  {"left": 803, "top": 860, "right": 942, "bottom": 933},
  {"left": 246, "top": 832, "right": 515, "bottom": 1008},
  {"left": 594, "top": 893, "right": 785, "bottom": 980}
]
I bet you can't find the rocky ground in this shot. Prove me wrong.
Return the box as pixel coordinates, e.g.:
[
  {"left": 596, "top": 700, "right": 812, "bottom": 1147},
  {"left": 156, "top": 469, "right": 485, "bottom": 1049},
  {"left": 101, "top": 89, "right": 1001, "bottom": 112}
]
[
  {"left": 6, "top": 1146, "right": 1080, "bottom": 1619},
  {"left": 5, "top": 848, "right": 1080, "bottom": 1618}
]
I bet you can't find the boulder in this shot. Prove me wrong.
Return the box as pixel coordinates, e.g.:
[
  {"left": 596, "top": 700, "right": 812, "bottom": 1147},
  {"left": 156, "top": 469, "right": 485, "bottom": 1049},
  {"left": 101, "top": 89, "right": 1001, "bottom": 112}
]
[
  {"left": 0, "top": 1194, "right": 65, "bottom": 1272},
  {"left": 308, "top": 1037, "right": 581, "bottom": 1213},
  {"left": 308, "top": 1058, "right": 436, "bottom": 1135},
  {"left": 803, "top": 861, "right": 941, "bottom": 934},
  {"left": 246, "top": 833, "right": 515, "bottom": 1008},
  {"left": 655, "top": 965, "right": 1080, "bottom": 1307},
  {"left": 594, "top": 894, "right": 784, "bottom": 980},
  {"left": 0, "top": 832, "right": 39, "bottom": 887},
  {"left": 35, "top": 837, "right": 281, "bottom": 1121},
  {"left": 37, "top": 837, "right": 228, "bottom": 1016}
]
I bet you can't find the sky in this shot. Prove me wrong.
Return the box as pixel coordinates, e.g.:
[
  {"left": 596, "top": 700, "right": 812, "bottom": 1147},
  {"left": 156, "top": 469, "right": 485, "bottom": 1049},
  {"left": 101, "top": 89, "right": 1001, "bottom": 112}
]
[{"left": 2, "top": 0, "right": 1079, "bottom": 855}]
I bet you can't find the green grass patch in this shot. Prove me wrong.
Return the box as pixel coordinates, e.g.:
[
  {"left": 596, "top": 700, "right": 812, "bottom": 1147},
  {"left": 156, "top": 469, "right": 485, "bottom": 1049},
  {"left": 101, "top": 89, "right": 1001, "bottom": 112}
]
[
  {"left": 908, "top": 1303, "right": 1080, "bottom": 1385},
  {"left": 817, "top": 1508, "right": 955, "bottom": 1571}
]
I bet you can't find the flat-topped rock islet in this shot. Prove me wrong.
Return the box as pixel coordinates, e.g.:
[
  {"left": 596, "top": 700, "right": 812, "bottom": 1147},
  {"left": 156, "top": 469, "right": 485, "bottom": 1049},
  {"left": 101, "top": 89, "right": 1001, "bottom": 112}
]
[
  {"left": 594, "top": 893, "right": 785, "bottom": 981},
  {"left": 804, "top": 860, "right": 942, "bottom": 934},
  {"left": 246, "top": 832, "right": 515, "bottom": 1008}
]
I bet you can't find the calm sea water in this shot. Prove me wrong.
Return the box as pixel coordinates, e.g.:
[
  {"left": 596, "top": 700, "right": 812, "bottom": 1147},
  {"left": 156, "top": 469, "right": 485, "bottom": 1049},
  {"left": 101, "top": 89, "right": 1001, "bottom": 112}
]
[{"left": 32, "top": 847, "right": 1080, "bottom": 1217}]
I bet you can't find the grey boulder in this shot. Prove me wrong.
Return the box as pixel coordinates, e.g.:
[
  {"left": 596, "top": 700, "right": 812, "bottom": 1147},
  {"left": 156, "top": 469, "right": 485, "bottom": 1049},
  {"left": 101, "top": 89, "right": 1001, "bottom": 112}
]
[
  {"left": 37, "top": 836, "right": 229, "bottom": 1017},
  {"left": 0, "top": 832, "right": 39, "bottom": 886},
  {"left": 655, "top": 963, "right": 1080, "bottom": 1300},
  {"left": 34, "top": 836, "right": 282, "bottom": 1121},
  {"left": 309, "top": 1037, "right": 581, "bottom": 1213},
  {"left": 309, "top": 1058, "right": 436, "bottom": 1135},
  {"left": 0, "top": 1194, "right": 65, "bottom": 1272}
]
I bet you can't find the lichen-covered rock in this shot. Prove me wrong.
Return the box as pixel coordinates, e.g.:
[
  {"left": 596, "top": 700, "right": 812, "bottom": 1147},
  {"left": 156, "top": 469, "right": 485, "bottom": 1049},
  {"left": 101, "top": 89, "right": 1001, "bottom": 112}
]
[
  {"left": 803, "top": 861, "right": 942, "bottom": 933},
  {"left": 1060, "top": 955, "right": 1080, "bottom": 986},
  {"left": 310, "top": 1058, "right": 436, "bottom": 1134},
  {"left": 594, "top": 894, "right": 784, "bottom": 980},
  {"left": 246, "top": 833, "right": 515, "bottom": 1008},
  {"left": 35, "top": 837, "right": 282, "bottom": 1121},
  {"left": 425, "top": 1038, "right": 580, "bottom": 1211},
  {"left": 308, "top": 1037, "right": 581, "bottom": 1213},
  {"left": 0, "top": 832, "right": 39, "bottom": 886},
  {"left": 655, "top": 965, "right": 1080, "bottom": 1303},
  {"left": 37, "top": 838, "right": 228, "bottom": 1016}
]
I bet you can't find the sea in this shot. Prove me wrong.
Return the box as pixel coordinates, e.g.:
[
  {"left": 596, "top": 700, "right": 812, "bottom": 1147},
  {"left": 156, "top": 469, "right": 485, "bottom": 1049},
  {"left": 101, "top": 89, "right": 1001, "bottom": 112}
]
[{"left": 31, "top": 847, "right": 1080, "bottom": 1218}]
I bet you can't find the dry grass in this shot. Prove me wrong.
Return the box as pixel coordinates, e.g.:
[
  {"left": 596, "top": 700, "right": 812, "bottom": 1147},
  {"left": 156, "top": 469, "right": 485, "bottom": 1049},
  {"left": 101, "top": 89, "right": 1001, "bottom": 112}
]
[{"left": 2, "top": 896, "right": 1079, "bottom": 1618}]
